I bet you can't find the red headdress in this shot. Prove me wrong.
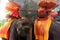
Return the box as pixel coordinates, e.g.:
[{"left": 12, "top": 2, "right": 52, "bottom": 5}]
[
  {"left": 37, "top": 0, "right": 58, "bottom": 17},
  {"left": 37, "top": 0, "right": 57, "bottom": 9}
]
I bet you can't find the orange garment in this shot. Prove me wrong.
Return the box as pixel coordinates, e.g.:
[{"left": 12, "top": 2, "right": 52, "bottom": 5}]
[
  {"left": 34, "top": 17, "right": 52, "bottom": 40},
  {"left": 0, "top": 19, "right": 17, "bottom": 40}
]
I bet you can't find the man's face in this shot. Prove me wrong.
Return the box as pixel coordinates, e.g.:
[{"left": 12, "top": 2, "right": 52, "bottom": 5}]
[{"left": 38, "top": 8, "right": 51, "bottom": 18}]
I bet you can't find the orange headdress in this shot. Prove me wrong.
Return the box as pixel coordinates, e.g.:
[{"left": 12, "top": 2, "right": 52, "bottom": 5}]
[
  {"left": 5, "top": 2, "right": 20, "bottom": 18},
  {"left": 5, "top": 2, "right": 20, "bottom": 11}
]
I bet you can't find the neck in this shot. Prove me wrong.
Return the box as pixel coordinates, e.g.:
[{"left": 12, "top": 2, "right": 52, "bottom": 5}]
[{"left": 38, "top": 17, "right": 48, "bottom": 21}]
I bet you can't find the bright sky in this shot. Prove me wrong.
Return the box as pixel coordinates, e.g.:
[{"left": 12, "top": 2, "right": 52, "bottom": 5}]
[
  {"left": 0, "top": 0, "right": 9, "bottom": 20},
  {"left": 0, "top": 38, "right": 2, "bottom": 40}
]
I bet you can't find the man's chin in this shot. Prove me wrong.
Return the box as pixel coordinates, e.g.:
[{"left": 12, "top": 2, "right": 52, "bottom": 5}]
[{"left": 38, "top": 16, "right": 48, "bottom": 18}]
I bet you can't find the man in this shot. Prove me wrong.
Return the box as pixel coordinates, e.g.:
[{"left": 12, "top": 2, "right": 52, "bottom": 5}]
[
  {"left": 0, "top": 2, "right": 20, "bottom": 40},
  {"left": 34, "top": 0, "right": 58, "bottom": 40},
  {"left": 48, "top": 11, "right": 60, "bottom": 40}
]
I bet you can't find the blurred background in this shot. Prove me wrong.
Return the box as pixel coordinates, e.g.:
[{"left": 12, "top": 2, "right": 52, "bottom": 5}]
[
  {"left": 0, "top": 0, "right": 60, "bottom": 27},
  {"left": 0, "top": 0, "right": 60, "bottom": 40}
]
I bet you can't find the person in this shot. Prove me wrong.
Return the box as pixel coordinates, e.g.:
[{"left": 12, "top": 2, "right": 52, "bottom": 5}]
[
  {"left": 34, "top": 0, "right": 58, "bottom": 40},
  {"left": 9, "top": 16, "right": 32, "bottom": 40},
  {"left": 0, "top": 2, "right": 20, "bottom": 40},
  {"left": 48, "top": 11, "right": 60, "bottom": 40}
]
